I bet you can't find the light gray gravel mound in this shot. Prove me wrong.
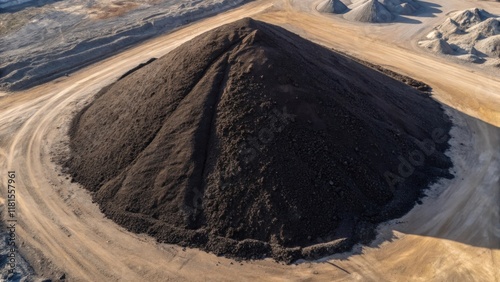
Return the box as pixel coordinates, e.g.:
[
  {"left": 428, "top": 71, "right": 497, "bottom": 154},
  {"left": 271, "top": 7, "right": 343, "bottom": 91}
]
[
  {"left": 419, "top": 8, "right": 500, "bottom": 66},
  {"left": 318, "top": 0, "right": 421, "bottom": 23},
  {"left": 343, "top": 0, "right": 393, "bottom": 23},
  {"left": 317, "top": 0, "right": 348, "bottom": 14}
]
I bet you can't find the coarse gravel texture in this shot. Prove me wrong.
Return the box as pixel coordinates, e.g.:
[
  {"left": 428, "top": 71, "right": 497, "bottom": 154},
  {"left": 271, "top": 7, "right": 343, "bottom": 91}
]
[{"left": 64, "top": 18, "right": 453, "bottom": 262}]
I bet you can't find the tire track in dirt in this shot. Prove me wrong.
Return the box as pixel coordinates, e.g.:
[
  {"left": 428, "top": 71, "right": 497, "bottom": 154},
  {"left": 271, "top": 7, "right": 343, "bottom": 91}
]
[{"left": 0, "top": 0, "right": 498, "bottom": 280}]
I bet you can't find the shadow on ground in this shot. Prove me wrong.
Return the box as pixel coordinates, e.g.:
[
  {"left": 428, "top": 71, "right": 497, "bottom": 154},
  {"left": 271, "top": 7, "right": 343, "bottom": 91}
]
[{"left": 306, "top": 109, "right": 499, "bottom": 266}]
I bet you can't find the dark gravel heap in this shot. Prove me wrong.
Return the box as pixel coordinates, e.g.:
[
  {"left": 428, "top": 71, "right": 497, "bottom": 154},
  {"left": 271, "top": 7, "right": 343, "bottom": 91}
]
[{"left": 65, "top": 18, "right": 453, "bottom": 262}]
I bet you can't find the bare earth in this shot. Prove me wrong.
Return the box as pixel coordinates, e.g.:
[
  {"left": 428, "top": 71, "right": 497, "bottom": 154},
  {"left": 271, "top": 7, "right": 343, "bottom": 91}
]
[{"left": 0, "top": 0, "right": 499, "bottom": 281}]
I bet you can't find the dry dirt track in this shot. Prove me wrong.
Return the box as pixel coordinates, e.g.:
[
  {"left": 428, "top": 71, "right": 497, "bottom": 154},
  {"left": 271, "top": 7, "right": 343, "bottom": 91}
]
[{"left": 0, "top": 0, "right": 499, "bottom": 281}]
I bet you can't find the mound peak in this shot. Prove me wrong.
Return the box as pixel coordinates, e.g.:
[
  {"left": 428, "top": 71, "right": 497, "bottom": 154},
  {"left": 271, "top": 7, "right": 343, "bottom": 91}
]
[
  {"left": 66, "top": 18, "right": 452, "bottom": 261},
  {"left": 419, "top": 38, "right": 455, "bottom": 55},
  {"left": 451, "top": 8, "right": 489, "bottom": 28},
  {"left": 344, "top": 0, "right": 393, "bottom": 23},
  {"left": 379, "top": 0, "right": 419, "bottom": 15},
  {"left": 466, "top": 17, "right": 500, "bottom": 38},
  {"left": 318, "top": 0, "right": 348, "bottom": 14},
  {"left": 474, "top": 35, "right": 500, "bottom": 57}
]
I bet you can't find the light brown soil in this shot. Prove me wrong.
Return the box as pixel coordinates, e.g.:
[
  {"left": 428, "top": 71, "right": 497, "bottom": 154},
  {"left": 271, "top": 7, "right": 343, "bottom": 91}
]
[{"left": 0, "top": 0, "right": 498, "bottom": 281}]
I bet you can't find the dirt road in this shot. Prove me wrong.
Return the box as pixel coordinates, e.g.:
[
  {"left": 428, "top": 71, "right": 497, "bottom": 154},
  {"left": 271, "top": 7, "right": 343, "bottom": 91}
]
[{"left": 0, "top": 0, "right": 498, "bottom": 280}]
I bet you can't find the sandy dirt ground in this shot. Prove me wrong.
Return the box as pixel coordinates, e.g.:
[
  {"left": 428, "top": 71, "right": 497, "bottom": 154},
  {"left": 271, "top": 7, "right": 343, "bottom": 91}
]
[{"left": 0, "top": 0, "right": 498, "bottom": 280}]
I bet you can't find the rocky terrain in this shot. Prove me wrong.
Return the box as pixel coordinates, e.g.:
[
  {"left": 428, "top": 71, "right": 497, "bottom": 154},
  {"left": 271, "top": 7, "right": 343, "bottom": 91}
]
[
  {"left": 64, "top": 18, "right": 453, "bottom": 262},
  {"left": 419, "top": 8, "right": 500, "bottom": 66},
  {"left": 0, "top": 0, "right": 248, "bottom": 91}
]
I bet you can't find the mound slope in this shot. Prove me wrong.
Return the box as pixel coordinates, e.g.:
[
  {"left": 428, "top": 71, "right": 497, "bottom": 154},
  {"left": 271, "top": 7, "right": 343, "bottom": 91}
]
[
  {"left": 65, "top": 18, "right": 452, "bottom": 261},
  {"left": 318, "top": 0, "right": 348, "bottom": 14},
  {"left": 344, "top": 0, "right": 393, "bottom": 23},
  {"left": 419, "top": 38, "right": 454, "bottom": 55}
]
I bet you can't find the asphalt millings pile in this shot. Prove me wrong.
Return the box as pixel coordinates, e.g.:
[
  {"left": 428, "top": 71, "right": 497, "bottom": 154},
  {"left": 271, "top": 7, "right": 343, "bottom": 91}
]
[{"left": 65, "top": 18, "right": 453, "bottom": 262}]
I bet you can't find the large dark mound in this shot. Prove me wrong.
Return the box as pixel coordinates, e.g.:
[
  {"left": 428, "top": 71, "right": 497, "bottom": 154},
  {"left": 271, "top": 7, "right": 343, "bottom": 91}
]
[{"left": 65, "top": 18, "right": 452, "bottom": 262}]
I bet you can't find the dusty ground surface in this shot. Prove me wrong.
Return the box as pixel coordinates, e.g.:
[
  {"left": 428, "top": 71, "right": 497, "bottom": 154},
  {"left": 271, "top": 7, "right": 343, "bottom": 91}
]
[
  {"left": 312, "top": 0, "right": 500, "bottom": 73},
  {"left": 0, "top": 0, "right": 248, "bottom": 90},
  {"left": 63, "top": 18, "right": 452, "bottom": 262},
  {"left": 0, "top": 0, "right": 498, "bottom": 281}
]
